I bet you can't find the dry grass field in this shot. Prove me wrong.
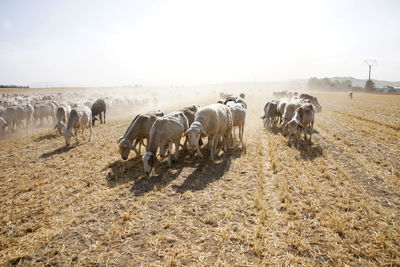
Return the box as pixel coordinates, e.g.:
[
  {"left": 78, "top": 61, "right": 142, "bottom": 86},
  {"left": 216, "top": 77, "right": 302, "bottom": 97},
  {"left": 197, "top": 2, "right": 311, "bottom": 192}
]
[{"left": 0, "top": 91, "right": 399, "bottom": 266}]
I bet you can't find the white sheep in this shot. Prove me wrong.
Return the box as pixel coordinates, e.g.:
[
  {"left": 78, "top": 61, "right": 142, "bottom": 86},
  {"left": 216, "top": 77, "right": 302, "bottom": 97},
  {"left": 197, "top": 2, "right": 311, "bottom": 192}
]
[
  {"left": 285, "top": 103, "right": 315, "bottom": 148},
  {"left": 62, "top": 106, "right": 92, "bottom": 146},
  {"left": 142, "top": 111, "right": 189, "bottom": 176},
  {"left": 226, "top": 101, "right": 246, "bottom": 149},
  {"left": 54, "top": 105, "right": 71, "bottom": 135},
  {"left": 280, "top": 98, "right": 303, "bottom": 135},
  {"left": 183, "top": 103, "right": 232, "bottom": 161}
]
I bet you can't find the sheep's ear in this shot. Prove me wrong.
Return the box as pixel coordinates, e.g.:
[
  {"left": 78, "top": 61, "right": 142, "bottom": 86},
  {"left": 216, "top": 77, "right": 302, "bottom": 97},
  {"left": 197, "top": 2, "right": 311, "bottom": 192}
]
[
  {"left": 117, "top": 136, "right": 123, "bottom": 143},
  {"left": 200, "top": 129, "right": 208, "bottom": 137},
  {"left": 183, "top": 130, "right": 189, "bottom": 137},
  {"left": 298, "top": 122, "right": 304, "bottom": 128}
]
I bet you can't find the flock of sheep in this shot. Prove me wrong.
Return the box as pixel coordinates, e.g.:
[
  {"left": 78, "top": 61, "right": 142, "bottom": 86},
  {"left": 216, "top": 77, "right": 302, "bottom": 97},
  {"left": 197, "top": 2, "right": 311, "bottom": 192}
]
[
  {"left": 0, "top": 92, "right": 151, "bottom": 136},
  {"left": 262, "top": 92, "right": 322, "bottom": 148},
  {"left": 117, "top": 94, "right": 247, "bottom": 176},
  {"left": 1, "top": 89, "right": 322, "bottom": 177}
]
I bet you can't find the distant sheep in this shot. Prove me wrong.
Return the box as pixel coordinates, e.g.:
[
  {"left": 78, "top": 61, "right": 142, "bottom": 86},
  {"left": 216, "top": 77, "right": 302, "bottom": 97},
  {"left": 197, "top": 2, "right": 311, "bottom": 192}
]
[
  {"left": 91, "top": 99, "right": 107, "bottom": 125},
  {"left": 280, "top": 99, "right": 303, "bottom": 136},
  {"left": 62, "top": 106, "right": 92, "bottom": 146},
  {"left": 284, "top": 103, "right": 315, "bottom": 148},
  {"left": 142, "top": 111, "right": 189, "bottom": 176},
  {"left": 299, "top": 94, "right": 322, "bottom": 112},
  {"left": 261, "top": 100, "right": 279, "bottom": 129},
  {"left": 33, "top": 102, "right": 56, "bottom": 126},
  {"left": 0, "top": 105, "right": 26, "bottom": 131}
]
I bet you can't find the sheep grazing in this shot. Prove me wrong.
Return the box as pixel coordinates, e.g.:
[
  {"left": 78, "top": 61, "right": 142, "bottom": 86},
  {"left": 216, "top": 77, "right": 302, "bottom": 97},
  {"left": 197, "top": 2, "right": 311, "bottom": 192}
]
[
  {"left": 284, "top": 103, "right": 315, "bottom": 148},
  {"left": 299, "top": 93, "right": 322, "bottom": 112},
  {"left": 54, "top": 105, "right": 71, "bottom": 135},
  {"left": 261, "top": 100, "right": 279, "bottom": 129},
  {"left": 91, "top": 99, "right": 106, "bottom": 125},
  {"left": 179, "top": 104, "right": 202, "bottom": 149},
  {"left": 62, "top": 106, "right": 92, "bottom": 146},
  {"left": 142, "top": 111, "right": 189, "bottom": 176},
  {"left": 118, "top": 110, "right": 164, "bottom": 160},
  {"left": 280, "top": 98, "right": 303, "bottom": 136},
  {"left": 226, "top": 101, "right": 246, "bottom": 149},
  {"left": 183, "top": 103, "right": 233, "bottom": 161}
]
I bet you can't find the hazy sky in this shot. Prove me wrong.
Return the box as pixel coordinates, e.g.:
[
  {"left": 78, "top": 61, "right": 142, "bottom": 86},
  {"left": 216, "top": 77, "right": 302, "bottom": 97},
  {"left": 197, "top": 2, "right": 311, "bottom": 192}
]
[{"left": 0, "top": 0, "right": 399, "bottom": 86}]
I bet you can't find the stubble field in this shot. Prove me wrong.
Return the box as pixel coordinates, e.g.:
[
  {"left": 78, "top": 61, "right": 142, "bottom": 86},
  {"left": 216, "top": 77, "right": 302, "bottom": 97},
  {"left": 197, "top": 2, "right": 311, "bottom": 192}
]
[{"left": 1, "top": 91, "right": 399, "bottom": 266}]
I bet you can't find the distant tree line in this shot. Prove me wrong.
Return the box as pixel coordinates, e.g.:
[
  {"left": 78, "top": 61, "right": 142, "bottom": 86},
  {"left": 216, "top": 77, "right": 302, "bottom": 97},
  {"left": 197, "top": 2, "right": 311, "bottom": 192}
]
[
  {"left": 307, "top": 77, "right": 354, "bottom": 91},
  {"left": 0, "top": 85, "right": 29, "bottom": 88}
]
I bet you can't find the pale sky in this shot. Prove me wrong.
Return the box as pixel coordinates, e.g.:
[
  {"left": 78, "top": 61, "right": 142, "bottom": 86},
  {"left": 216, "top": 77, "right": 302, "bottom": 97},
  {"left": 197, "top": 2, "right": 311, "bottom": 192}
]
[{"left": 0, "top": 0, "right": 399, "bottom": 87}]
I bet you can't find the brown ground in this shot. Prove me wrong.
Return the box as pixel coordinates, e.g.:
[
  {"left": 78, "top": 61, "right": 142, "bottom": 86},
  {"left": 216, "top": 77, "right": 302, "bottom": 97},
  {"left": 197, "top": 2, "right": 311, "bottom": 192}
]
[{"left": 0, "top": 91, "right": 399, "bottom": 266}]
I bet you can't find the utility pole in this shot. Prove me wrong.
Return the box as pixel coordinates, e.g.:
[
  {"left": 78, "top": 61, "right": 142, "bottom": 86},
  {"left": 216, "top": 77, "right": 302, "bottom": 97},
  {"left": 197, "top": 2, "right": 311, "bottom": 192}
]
[{"left": 364, "top": 59, "right": 377, "bottom": 80}]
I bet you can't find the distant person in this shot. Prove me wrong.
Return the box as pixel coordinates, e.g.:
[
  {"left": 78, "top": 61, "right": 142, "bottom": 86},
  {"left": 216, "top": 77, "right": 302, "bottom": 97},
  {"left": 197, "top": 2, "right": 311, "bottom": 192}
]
[{"left": 348, "top": 91, "right": 353, "bottom": 99}]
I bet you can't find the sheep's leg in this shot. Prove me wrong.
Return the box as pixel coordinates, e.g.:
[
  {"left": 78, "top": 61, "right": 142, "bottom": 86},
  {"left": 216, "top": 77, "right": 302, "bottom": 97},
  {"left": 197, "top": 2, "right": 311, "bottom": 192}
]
[
  {"left": 310, "top": 121, "right": 314, "bottom": 142},
  {"left": 173, "top": 141, "right": 179, "bottom": 163},
  {"left": 239, "top": 124, "right": 244, "bottom": 148},
  {"left": 74, "top": 127, "right": 80, "bottom": 144},
  {"left": 137, "top": 138, "right": 142, "bottom": 154},
  {"left": 82, "top": 125, "right": 86, "bottom": 141},
  {"left": 209, "top": 136, "right": 216, "bottom": 161},
  {"left": 103, "top": 111, "right": 106, "bottom": 124},
  {"left": 132, "top": 139, "right": 141, "bottom": 156},
  {"left": 196, "top": 141, "right": 203, "bottom": 158},
  {"left": 167, "top": 142, "right": 173, "bottom": 167}
]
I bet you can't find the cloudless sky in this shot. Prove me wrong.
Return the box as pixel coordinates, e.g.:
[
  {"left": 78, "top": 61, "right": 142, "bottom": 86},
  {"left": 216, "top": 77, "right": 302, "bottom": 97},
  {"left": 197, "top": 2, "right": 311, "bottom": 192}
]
[{"left": 0, "top": 0, "right": 399, "bottom": 86}]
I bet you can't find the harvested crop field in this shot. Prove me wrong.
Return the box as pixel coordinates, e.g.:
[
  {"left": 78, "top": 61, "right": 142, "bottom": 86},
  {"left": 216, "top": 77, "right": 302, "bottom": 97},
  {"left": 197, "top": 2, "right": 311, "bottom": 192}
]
[{"left": 1, "top": 91, "right": 399, "bottom": 266}]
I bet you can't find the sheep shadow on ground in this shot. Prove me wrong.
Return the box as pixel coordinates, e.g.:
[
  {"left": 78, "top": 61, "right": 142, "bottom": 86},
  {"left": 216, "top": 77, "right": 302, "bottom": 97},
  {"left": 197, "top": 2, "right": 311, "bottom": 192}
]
[
  {"left": 172, "top": 146, "right": 243, "bottom": 194},
  {"left": 105, "top": 156, "right": 145, "bottom": 188},
  {"left": 293, "top": 139, "right": 323, "bottom": 160},
  {"left": 106, "top": 148, "right": 192, "bottom": 191},
  {"left": 34, "top": 132, "right": 59, "bottom": 142},
  {"left": 39, "top": 145, "right": 76, "bottom": 158},
  {"left": 129, "top": 150, "right": 201, "bottom": 196}
]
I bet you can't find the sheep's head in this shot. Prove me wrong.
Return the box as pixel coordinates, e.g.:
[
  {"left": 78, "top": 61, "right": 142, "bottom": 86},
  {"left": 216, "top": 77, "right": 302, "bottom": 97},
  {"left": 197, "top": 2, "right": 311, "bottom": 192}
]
[
  {"left": 118, "top": 139, "right": 132, "bottom": 160},
  {"left": 92, "top": 116, "right": 99, "bottom": 126},
  {"left": 183, "top": 126, "right": 207, "bottom": 151},
  {"left": 142, "top": 151, "right": 155, "bottom": 176},
  {"left": 62, "top": 129, "right": 73, "bottom": 146},
  {"left": 287, "top": 120, "right": 303, "bottom": 138}
]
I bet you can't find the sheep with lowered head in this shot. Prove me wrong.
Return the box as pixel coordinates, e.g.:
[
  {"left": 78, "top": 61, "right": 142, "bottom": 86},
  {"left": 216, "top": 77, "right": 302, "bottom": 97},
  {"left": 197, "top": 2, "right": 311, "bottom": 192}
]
[
  {"left": 142, "top": 111, "right": 189, "bottom": 176},
  {"left": 54, "top": 105, "right": 71, "bottom": 135},
  {"left": 118, "top": 110, "right": 164, "bottom": 160},
  {"left": 62, "top": 106, "right": 92, "bottom": 146}
]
